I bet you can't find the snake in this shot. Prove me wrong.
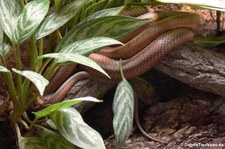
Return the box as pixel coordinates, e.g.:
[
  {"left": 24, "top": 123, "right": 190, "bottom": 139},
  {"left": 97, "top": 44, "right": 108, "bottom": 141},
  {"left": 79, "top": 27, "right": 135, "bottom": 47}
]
[{"left": 37, "top": 11, "right": 201, "bottom": 143}]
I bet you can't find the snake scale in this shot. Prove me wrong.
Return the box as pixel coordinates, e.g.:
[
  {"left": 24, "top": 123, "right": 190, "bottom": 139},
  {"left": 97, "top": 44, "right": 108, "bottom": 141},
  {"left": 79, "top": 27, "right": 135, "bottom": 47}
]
[{"left": 37, "top": 10, "right": 201, "bottom": 143}]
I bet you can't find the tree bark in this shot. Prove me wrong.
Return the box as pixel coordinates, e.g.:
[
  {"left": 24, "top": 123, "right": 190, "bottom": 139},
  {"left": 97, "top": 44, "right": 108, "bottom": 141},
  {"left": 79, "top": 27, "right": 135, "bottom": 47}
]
[
  {"left": 154, "top": 42, "right": 225, "bottom": 97},
  {"left": 68, "top": 43, "right": 225, "bottom": 113}
]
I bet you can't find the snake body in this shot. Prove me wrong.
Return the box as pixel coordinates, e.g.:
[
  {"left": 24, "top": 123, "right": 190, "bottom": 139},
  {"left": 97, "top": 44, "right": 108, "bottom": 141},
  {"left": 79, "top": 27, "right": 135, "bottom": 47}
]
[
  {"left": 44, "top": 12, "right": 200, "bottom": 94},
  {"left": 37, "top": 11, "right": 200, "bottom": 143}
]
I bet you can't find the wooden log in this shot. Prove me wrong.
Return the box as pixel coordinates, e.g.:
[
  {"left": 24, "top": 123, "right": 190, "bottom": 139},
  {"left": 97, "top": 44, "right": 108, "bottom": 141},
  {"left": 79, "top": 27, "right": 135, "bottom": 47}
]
[{"left": 154, "top": 42, "right": 225, "bottom": 97}]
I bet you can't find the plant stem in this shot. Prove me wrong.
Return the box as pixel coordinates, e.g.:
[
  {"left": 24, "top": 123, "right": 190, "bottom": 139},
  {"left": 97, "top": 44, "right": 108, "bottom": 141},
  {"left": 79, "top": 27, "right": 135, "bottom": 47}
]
[
  {"left": 10, "top": 114, "right": 21, "bottom": 140},
  {"left": 39, "top": 38, "right": 44, "bottom": 57},
  {"left": 0, "top": 58, "right": 22, "bottom": 112},
  {"left": 12, "top": 43, "right": 25, "bottom": 111},
  {"left": 119, "top": 59, "right": 125, "bottom": 80},
  {"left": 20, "top": 0, "right": 25, "bottom": 7},
  {"left": 43, "top": 62, "right": 58, "bottom": 80},
  {"left": 30, "top": 35, "right": 39, "bottom": 70}
]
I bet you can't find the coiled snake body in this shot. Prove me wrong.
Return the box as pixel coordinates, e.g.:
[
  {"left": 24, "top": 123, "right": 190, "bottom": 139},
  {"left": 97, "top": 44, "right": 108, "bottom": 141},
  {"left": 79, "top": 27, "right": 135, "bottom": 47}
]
[{"left": 38, "top": 11, "right": 201, "bottom": 143}]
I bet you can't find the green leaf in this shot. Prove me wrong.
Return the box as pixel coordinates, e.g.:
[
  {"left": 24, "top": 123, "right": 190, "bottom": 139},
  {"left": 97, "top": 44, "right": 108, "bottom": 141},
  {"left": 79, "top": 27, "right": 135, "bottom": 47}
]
[
  {"left": 56, "top": 16, "right": 148, "bottom": 50},
  {"left": 50, "top": 107, "right": 106, "bottom": 149},
  {"left": 193, "top": 36, "right": 225, "bottom": 48},
  {"left": 12, "top": 68, "right": 49, "bottom": 96},
  {"left": 84, "top": 0, "right": 108, "bottom": 18},
  {"left": 79, "top": 6, "right": 123, "bottom": 24},
  {"left": 34, "top": 96, "right": 101, "bottom": 119},
  {"left": 46, "top": 119, "right": 57, "bottom": 130},
  {"left": 38, "top": 53, "right": 110, "bottom": 78},
  {"left": 0, "top": 0, "right": 21, "bottom": 43},
  {"left": 0, "top": 65, "right": 10, "bottom": 72},
  {"left": 16, "top": 0, "right": 50, "bottom": 43},
  {"left": 58, "top": 36, "right": 123, "bottom": 54},
  {"left": 0, "top": 43, "right": 10, "bottom": 57},
  {"left": 36, "top": 0, "right": 92, "bottom": 39},
  {"left": 113, "top": 78, "right": 134, "bottom": 149},
  {"left": 40, "top": 128, "right": 74, "bottom": 149},
  {"left": 19, "top": 137, "right": 46, "bottom": 149},
  {"left": 154, "top": 0, "right": 225, "bottom": 11}
]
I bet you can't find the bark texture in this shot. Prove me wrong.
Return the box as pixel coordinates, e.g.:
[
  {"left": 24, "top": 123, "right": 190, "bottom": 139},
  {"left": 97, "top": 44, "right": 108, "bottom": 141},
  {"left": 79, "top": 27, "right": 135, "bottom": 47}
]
[{"left": 155, "top": 42, "right": 225, "bottom": 97}]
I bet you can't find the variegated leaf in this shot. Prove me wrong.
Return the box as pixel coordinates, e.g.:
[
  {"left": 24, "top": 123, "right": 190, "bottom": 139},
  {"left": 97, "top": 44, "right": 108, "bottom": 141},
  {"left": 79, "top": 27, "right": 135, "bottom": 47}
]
[
  {"left": 0, "top": 0, "right": 21, "bottom": 43},
  {"left": 46, "top": 119, "right": 57, "bottom": 130},
  {"left": 0, "top": 65, "right": 9, "bottom": 72},
  {"left": 19, "top": 137, "right": 46, "bottom": 149},
  {"left": 0, "top": 43, "right": 10, "bottom": 57},
  {"left": 56, "top": 16, "right": 148, "bottom": 50},
  {"left": 50, "top": 107, "right": 106, "bottom": 149},
  {"left": 85, "top": 0, "right": 107, "bottom": 17},
  {"left": 113, "top": 78, "right": 134, "bottom": 149},
  {"left": 36, "top": 0, "right": 92, "bottom": 39},
  {"left": 34, "top": 96, "right": 101, "bottom": 119},
  {"left": 12, "top": 68, "right": 49, "bottom": 96},
  {"left": 16, "top": 0, "right": 50, "bottom": 43},
  {"left": 58, "top": 36, "right": 123, "bottom": 54},
  {"left": 38, "top": 53, "right": 110, "bottom": 78},
  {"left": 40, "top": 128, "right": 74, "bottom": 149},
  {"left": 79, "top": 6, "right": 122, "bottom": 23}
]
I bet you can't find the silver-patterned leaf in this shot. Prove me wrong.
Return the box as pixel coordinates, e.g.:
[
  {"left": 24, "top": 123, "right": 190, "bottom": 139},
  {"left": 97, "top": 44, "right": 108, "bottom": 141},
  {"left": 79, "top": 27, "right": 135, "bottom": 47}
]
[
  {"left": 58, "top": 36, "right": 123, "bottom": 54},
  {"left": 19, "top": 137, "right": 46, "bottom": 149},
  {"left": 0, "top": 65, "right": 9, "bottom": 72},
  {"left": 34, "top": 96, "right": 101, "bottom": 119},
  {"left": 16, "top": 0, "right": 50, "bottom": 43},
  {"left": 50, "top": 107, "right": 106, "bottom": 149},
  {"left": 85, "top": 0, "right": 107, "bottom": 17},
  {"left": 56, "top": 16, "right": 148, "bottom": 50},
  {"left": 36, "top": 0, "right": 92, "bottom": 39},
  {"left": 38, "top": 53, "right": 110, "bottom": 78},
  {"left": 0, "top": 0, "right": 21, "bottom": 43},
  {"left": 113, "top": 78, "right": 134, "bottom": 149},
  {"left": 83, "top": 6, "right": 123, "bottom": 23},
  {"left": 12, "top": 68, "right": 49, "bottom": 96},
  {"left": 40, "top": 128, "right": 74, "bottom": 149},
  {"left": 46, "top": 119, "right": 57, "bottom": 130},
  {"left": 0, "top": 43, "right": 10, "bottom": 57}
]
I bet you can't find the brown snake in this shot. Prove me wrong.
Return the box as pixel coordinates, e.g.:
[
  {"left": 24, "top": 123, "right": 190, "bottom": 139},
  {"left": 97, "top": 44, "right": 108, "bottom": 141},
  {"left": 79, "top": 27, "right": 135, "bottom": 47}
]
[{"left": 37, "top": 11, "right": 200, "bottom": 143}]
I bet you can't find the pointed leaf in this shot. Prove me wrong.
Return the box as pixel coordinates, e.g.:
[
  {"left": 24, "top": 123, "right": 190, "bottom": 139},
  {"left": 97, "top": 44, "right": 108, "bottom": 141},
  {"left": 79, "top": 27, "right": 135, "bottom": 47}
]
[
  {"left": 83, "top": 6, "right": 123, "bottom": 22},
  {"left": 113, "top": 78, "right": 134, "bottom": 149},
  {"left": 46, "top": 119, "right": 57, "bottom": 130},
  {"left": 56, "top": 16, "right": 148, "bottom": 50},
  {"left": 19, "top": 137, "right": 46, "bottom": 149},
  {"left": 40, "top": 128, "right": 74, "bottom": 149},
  {"left": 16, "top": 0, "right": 50, "bottom": 43},
  {"left": 38, "top": 53, "right": 110, "bottom": 78},
  {"left": 193, "top": 36, "right": 225, "bottom": 47},
  {"left": 0, "top": 0, "right": 21, "bottom": 43},
  {"left": 59, "top": 37, "right": 123, "bottom": 54},
  {"left": 36, "top": 0, "right": 92, "bottom": 39},
  {"left": 50, "top": 107, "right": 105, "bottom": 149},
  {"left": 34, "top": 96, "right": 101, "bottom": 119},
  {"left": 12, "top": 68, "right": 49, "bottom": 96},
  {"left": 0, "top": 43, "right": 10, "bottom": 57},
  {"left": 0, "top": 65, "right": 10, "bottom": 72}
]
